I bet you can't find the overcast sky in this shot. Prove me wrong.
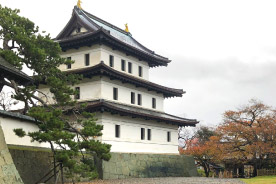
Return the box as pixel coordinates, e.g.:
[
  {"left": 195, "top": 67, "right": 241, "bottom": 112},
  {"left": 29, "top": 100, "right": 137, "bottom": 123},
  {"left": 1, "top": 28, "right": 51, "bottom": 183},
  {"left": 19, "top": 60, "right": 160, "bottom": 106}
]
[{"left": 2, "top": 0, "right": 276, "bottom": 126}]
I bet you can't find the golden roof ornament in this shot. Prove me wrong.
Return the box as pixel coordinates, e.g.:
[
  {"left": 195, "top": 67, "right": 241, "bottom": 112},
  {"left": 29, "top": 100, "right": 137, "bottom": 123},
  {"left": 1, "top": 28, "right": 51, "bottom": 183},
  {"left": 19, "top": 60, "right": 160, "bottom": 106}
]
[
  {"left": 77, "top": 0, "right": 82, "bottom": 9},
  {"left": 125, "top": 23, "right": 129, "bottom": 33}
]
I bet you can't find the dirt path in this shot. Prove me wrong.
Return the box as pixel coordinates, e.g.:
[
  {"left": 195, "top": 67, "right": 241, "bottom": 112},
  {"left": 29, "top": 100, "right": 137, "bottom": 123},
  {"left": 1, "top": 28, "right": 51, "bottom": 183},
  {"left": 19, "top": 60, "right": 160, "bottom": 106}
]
[{"left": 69, "top": 177, "right": 246, "bottom": 184}]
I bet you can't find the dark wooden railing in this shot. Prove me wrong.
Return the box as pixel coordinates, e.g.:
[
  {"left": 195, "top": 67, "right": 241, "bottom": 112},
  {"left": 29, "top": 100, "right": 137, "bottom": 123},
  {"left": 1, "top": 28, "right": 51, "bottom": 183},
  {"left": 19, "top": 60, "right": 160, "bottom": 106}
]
[
  {"left": 257, "top": 169, "right": 276, "bottom": 176},
  {"left": 35, "top": 163, "right": 64, "bottom": 184}
]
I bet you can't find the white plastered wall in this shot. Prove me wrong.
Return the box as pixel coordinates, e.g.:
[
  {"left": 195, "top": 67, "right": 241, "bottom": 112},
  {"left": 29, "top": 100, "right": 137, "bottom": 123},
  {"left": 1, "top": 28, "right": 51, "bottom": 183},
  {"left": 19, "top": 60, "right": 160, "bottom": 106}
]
[
  {"left": 100, "top": 45, "right": 149, "bottom": 80},
  {"left": 38, "top": 76, "right": 165, "bottom": 112},
  {"left": 100, "top": 77, "right": 164, "bottom": 111},
  {"left": 98, "top": 113, "right": 179, "bottom": 154},
  {"left": 59, "top": 45, "right": 101, "bottom": 71},
  {"left": 70, "top": 27, "right": 88, "bottom": 36},
  {"left": 0, "top": 116, "right": 49, "bottom": 148},
  {"left": 59, "top": 45, "right": 150, "bottom": 80}
]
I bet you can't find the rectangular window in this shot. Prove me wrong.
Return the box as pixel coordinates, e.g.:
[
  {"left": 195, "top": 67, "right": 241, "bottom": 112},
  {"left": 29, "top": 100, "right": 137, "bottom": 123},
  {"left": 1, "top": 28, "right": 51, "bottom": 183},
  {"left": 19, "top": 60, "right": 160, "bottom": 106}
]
[
  {"left": 113, "top": 87, "right": 118, "bottom": 100},
  {"left": 138, "top": 94, "right": 142, "bottom": 106},
  {"left": 67, "top": 57, "right": 71, "bottom": 69},
  {"left": 141, "top": 128, "right": 145, "bottom": 140},
  {"left": 131, "top": 92, "right": 135, "bottom": 104},
  {"left": 75, "top": 87, "right": 80, "bottom": 100},
  {"left": 115, "top": 125, "right": 120, "bottom": 138},
  {"left": 152, "top": 98, "right": 156, "bottom": 109},
  {"left": 109, "top": 55, "right": 114, "bottom": 67},
  {"left": 121, "top": 59, "right": 125, "bottom": 71},
  {"left": 128, "top": 62, "right": 132, "bottom": 73},
  {"left": 139, "top": 66, "right": 143, "bottom": 77},
  {"left": 85, "top": 54, "right": 90, "bottom": 66},
  {"left": 147, "top": 129, "right": 151, "bottom": 141},
  {"left": 167, "top": 131, "right": 171, "bottom": 142}
]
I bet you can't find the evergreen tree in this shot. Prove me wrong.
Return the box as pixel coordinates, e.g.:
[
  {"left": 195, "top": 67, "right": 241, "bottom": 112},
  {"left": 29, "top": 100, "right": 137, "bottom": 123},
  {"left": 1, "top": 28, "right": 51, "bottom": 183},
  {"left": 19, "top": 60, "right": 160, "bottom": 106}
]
[{"left": 0, "top": 5, "right": 111, "bottom": 181}]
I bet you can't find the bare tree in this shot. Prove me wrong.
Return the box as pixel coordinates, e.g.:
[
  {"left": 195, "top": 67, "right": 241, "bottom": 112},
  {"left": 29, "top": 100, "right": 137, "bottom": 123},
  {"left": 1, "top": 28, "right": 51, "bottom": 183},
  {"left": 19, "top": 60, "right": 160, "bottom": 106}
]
[{"left": 0, "top": 91, "right": 19, "bottom": 111}]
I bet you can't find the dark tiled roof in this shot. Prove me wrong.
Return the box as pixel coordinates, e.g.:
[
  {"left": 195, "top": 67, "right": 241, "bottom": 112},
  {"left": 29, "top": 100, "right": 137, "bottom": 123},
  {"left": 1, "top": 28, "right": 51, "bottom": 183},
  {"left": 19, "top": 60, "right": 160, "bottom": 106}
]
[
  {"left": 56, "top": 6, "right": 170, "bottom": 67},
  {"left": 75, "top": 99, "right": 198, "bottom": 127},
  {"left": 0, "top": 56, "right": 34, "bottom": 84},
  {"left": 0, "top": 109, "right": 36, "bottom": 123},
  {"left": 65, "top": 62, "right": 184, "bottom": 98}
]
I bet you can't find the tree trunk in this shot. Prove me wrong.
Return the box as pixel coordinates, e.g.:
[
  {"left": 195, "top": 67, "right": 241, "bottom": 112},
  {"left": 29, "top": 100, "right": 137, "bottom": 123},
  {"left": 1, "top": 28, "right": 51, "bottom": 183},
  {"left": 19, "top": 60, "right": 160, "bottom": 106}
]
[
  {"left": 253, "top": 162, "right": 257, "bottom": 177},
  {"left": 3, "top": 38, "right": 10, "bottom": 50},
  {"left": 203, "top": 162, "right": 210, "bottom": 177}
]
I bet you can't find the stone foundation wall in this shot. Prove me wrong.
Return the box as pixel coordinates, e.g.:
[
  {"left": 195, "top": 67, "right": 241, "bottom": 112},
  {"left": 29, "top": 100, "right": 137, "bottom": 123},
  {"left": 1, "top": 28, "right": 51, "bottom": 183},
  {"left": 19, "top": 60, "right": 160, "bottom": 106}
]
[
  {"left": 0, "top": 126, "right": 23, "bottom": 184},
  {"left": 100, "top": 153, "right": 198, "bottom": 179},
  {"left": 8, "top": 145, "right": 53, "bottom": 184},
  {"left": 6, "top": 146, "right": 198, "bottom": 182}
]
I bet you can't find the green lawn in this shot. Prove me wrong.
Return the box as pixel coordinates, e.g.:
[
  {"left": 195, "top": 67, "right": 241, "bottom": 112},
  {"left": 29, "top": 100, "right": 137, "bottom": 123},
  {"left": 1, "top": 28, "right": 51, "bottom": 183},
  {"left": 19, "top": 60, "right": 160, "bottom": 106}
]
[{"left": 241, "top": 175, "right": 276, "bottom": 184}]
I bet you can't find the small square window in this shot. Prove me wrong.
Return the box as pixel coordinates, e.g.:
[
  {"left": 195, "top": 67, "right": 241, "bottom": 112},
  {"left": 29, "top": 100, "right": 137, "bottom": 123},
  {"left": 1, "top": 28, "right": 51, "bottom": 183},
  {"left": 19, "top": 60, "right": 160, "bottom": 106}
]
[
  {"left": 75, "top": 87, "right": 80, "bottom": 100},
  {"left": 138, "top": 94, "right": 142, "bottom": 106},
  {"left": 67, "top": 57, "right": 72, "bottom": 69},
  {"left": 147, "top": 129, "right": 151, "bottom": 141},
  {"left": 110, "top": 55, "right": 114, "bottom": 67},
  {"left": 113, "top": 87, "right": 118, "bottom": 100},
  {"left": 141, "top": 128, "right": 145, "bottom": 140},
  {"left": 152, "top": 98, "right": 156, "bottom": 109},
  {"left": 128, "top": 62, "right": 132, "bottom": 73},
  {"left": 121, "top": 59, "right": 125, "bottom": 71},
  {"left": 85, "top": 54, "right": 90, "bottom": 66},
  {"left": 167, "top": 132, "right": 171, "bottom": 142},
  {"left": 115, "top": 125, "right": 120, "bottom": 138},
  {"left": 131, "top": 92, "right": 135, "bottom": 104},
  {"left": 139, "top": 66, "right": 143, "bottom": 77}
]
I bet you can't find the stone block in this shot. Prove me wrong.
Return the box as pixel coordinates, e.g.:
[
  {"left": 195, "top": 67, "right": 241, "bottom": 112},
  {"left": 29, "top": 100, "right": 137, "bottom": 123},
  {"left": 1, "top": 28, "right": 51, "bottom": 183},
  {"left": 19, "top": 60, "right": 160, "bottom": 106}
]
[
  {"left": 0, "top": 156, "right": 5, "bottom": 166},
  {"left": 122, "top": 166, "right": 129, "bottom": 175},
  {"left": 3, "top": 153, "right": 13, "bottom": 165}
]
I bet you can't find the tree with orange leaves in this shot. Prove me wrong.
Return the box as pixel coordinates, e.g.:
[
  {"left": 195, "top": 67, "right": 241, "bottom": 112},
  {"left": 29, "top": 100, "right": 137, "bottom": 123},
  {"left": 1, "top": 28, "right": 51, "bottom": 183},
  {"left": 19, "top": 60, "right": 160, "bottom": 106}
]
[
  {"left": 214, "top": 99, "right": 276, "bottom": 176},
  {"left": 181, "top": 99, "right": 276, "bottom": 177},
  {"left": 180, "top": 126, "right": 217, "bottom": 177}
]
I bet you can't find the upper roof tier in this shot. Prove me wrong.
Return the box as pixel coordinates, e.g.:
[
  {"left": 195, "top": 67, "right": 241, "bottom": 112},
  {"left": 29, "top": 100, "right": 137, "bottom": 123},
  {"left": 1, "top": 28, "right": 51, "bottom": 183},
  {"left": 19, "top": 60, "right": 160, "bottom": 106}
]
[
  {"left": 55, "top": 6, "right": 171, "bottom": 67},
  {"left": 65, "top": 61, "right": 185, "bottom": 98}
]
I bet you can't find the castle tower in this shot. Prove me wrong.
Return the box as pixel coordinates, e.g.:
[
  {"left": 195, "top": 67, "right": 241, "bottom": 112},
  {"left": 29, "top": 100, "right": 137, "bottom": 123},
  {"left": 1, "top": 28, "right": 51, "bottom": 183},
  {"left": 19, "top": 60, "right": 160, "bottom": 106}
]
[{"left": 39, "top": 6, "right": 198, "bottom": 154}]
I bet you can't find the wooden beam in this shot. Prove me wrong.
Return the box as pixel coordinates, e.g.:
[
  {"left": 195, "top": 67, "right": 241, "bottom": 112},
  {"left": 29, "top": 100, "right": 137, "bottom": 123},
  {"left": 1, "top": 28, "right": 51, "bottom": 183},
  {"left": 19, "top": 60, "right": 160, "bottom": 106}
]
[{"left": 0, "top": 76, "right": 4, "bottom": 92}]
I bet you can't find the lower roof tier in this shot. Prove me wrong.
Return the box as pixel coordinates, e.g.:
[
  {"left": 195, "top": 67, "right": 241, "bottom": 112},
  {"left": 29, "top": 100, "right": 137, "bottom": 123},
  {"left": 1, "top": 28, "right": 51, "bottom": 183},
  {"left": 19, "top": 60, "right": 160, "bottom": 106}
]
[
  {"left": 0, "top": 56, "right": 34, "bottom": 85},
  {"left": 70, "top": 99, "right": 198, "bottom": 127},
  {"left": 65, "top": 61, "right": 184, "bottom": 98},
  {"left": 1, "top": 99, "right": 198, "bottom": 127}
]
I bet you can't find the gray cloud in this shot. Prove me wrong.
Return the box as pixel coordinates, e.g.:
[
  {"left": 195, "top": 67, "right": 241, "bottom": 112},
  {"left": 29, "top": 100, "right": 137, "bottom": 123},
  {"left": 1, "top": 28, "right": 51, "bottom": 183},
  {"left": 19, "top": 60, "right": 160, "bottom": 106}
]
[{"left": 150, "top": 56, "right": 276, "bottom": 126}]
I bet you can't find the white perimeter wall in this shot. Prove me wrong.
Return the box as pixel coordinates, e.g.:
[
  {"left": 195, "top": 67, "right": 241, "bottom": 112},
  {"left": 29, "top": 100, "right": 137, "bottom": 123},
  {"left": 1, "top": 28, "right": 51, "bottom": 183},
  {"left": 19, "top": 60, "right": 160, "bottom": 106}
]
[
  {"left": 98, "top": 113, "right": 179, "bottom": 154},
  {"left": 0, "top": 113, "right": 180, "bottom": 154},
  {"left": 0, "top": 116, "right": 49, "bottom": 148}
]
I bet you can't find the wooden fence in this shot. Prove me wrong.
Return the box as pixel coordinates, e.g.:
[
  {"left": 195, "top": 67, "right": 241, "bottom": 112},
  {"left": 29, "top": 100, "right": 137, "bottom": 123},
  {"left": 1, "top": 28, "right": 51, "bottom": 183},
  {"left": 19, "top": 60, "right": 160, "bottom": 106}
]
[{"left": 257, "top": 169, "right": 276, "bottom": 176}]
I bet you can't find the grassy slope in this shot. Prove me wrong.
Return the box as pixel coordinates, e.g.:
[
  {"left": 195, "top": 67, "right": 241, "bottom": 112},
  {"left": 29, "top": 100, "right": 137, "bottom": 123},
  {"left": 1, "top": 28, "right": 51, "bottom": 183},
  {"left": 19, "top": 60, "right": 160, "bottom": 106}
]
[{"left": 241, "top": 175, "right": 276, "bottom": 184}]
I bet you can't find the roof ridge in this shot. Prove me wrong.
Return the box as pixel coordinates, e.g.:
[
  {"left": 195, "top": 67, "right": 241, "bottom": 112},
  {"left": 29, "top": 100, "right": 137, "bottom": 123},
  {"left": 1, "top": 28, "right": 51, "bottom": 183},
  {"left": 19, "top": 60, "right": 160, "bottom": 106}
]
[
  {"left": 79, "top": 8, "right": 158, "bottom": 55},
  {"left": 81, "top": 8, "right": 129, "bottom": 36}
]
